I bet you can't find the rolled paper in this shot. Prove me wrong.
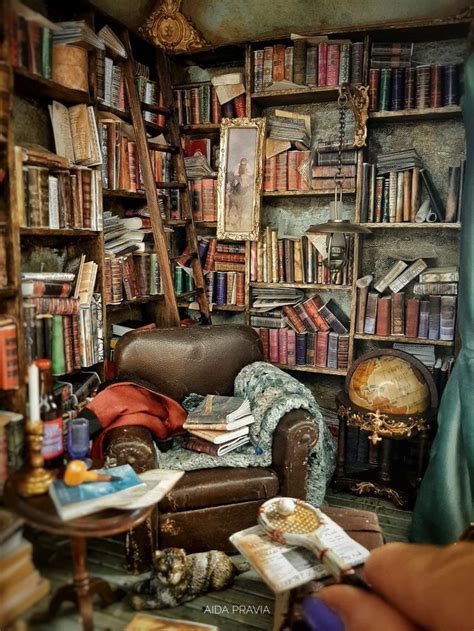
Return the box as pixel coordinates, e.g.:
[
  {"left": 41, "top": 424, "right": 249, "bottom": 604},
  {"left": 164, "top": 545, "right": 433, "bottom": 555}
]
[
  {"left": 356, "top": 275, "right": 374, "bottom": 334},
  {"left": 415, "top": 198, "right": 431, "bottom": 223},
  {"left": 28, "top": 362, "right": 40, "bottom": 422}
]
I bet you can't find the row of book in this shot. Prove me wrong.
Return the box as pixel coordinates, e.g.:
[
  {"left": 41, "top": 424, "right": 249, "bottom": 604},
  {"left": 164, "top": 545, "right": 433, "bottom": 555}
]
[
  {"left": 20, "top": 163, "right": 103, "bottom": 230},
  {"left": 97, "top": 117, "right": 175, "bottom": 192},
  {"left": 0, "top": 235, "right": 8, "bottom": 289},
  {"left": 22, "top": 262, "right": 104, "bottom": 373},
  {"left": 257, "top": 327, "right": 349, "bottom": 371},
  {"left": 173, "top": 84, "right": 245, "bottom": 126},
  {"left": 249, "top": 230, "right": 353, "bottom": 286},
  {"left": 252, "top": 39, "right": 364, "bottom": 92},
  {"left": 315, "top": 140, "right": 358, "bottom": 167},
  {"left": 357, "top": 262, "right": 458, "bottom": 341},
  {"left": 199, "top": 239, "right": 246, "bottom": 273},
  {"left": 205, "top": 270, "right": 246, "bottom": 307},
  {"left": 360, "top": 149, "right": 462, "bottom": 224},
  {"left": 104, "top": 253, "right": 162, "bottom": 305},
  {"left": 104, "top": 210, "right": 154, "bottom": 256},
  {"left": 0, "top": 317, "right": 19, "bottom": 390},
  {"left": 190, "top": 178, "right": 217, "bottom": 222},
  {"left": 264, "top": 150, "right": 311, "bottom": 192}
]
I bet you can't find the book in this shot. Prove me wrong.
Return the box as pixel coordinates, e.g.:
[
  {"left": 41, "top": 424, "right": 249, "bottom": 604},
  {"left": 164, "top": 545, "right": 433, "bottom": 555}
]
[
  {"left": 49, "top": 101, "right": 101, "bottom": 166},
  {"left": 419, "top": 266, "right": 459, "bottom": 283},
  {"left": 183, "top": 414, "right": 254, "bottom": 432},
  {"left": 373, "top": 260, "right": 408, "bottom": 293},
  {"left": 182, "top": 434, "right": 250, "bottom": 457},
  {"left": 388, "top": 259, "right": 427, "bottom": 293},
  {"left": 187, "top": 425, "right": 250, "bottom": 445},
  {"left": 230, "top": 511, "right": 369, "bottom": 593},
  {"left": 185, "top": 395, "right": 251, "bottom": 424},
  {"left": 125, "top": 614, "right": 218, "bottom": 631}
]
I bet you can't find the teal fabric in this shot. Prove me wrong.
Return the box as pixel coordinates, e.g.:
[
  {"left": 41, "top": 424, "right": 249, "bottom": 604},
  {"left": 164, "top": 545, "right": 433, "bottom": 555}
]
[{"left": 410, "top": 54, "right": 474, "bottom": 543}]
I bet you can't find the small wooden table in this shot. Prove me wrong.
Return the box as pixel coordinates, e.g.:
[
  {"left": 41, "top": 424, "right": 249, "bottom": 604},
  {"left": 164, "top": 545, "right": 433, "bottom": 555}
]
[{"left": 3, "top": 479, "right": 154, "bottom": 631}]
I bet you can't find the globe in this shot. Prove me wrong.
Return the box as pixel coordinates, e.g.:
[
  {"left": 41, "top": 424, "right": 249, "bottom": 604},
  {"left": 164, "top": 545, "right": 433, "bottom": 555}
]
[{"left": 348, "top": 354, "right": 431, "bottom": 415}]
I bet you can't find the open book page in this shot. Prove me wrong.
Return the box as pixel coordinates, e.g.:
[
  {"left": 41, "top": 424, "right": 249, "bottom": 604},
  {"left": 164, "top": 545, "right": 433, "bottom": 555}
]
[
  {"left": 87, "top": 106, "right": 103, "bottom": 166},
  {"left": 68, "top": 104, "right": 93, "bottom": 164},
  {"left": 110, "top": 469, "right": 184, "bottom": 509},
  {"left": 230, "top": 513, "right": 370, "bottom": 593},
  {"left": 49, "top": 101, "right": 75, "bottom": 163}
]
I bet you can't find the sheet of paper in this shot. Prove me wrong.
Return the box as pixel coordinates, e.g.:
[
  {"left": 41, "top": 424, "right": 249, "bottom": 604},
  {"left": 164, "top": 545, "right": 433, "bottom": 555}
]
[{"left": 49, "top": 101, "right": 75, "bottom": 163}]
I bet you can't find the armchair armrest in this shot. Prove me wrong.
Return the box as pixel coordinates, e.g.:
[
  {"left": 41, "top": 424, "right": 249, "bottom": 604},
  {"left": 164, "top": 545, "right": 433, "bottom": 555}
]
[
  {"left": 103, "top": 426, "right": 157, "bottom": 473},
  {"left": 271, "top": 409, "right": 319, "bottom": 499}
]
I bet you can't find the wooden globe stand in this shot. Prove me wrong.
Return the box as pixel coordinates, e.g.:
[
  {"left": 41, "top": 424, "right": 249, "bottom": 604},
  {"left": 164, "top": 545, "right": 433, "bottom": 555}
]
[{"left": 332, "top": 349, "right": 438, "bottom": 509}]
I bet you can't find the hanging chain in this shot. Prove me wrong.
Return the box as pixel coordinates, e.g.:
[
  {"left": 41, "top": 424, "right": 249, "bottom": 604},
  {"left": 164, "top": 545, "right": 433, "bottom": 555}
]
[{"left": 337, "top": 85, "right": 348, "bottom": 182}]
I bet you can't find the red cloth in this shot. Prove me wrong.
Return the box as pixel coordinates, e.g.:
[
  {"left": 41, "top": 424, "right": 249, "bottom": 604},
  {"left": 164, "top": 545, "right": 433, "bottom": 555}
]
[{"left": 88, "top": 382, "right": 186, "bottom": 459}]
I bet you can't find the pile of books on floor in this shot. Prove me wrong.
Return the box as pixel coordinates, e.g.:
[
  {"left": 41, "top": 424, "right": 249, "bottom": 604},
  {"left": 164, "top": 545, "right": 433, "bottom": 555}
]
[
  {"left": 251, "top": 289, "right": 350, "bottom": 370},
  {"left": 182, "top": 395, "right": 254, "bottom": 456},
  {"left": 0, "top": 509, "right": 50, "bottom": 628},
  {"left": 357, "top": 261, "right": 458, "bottom": 341}
]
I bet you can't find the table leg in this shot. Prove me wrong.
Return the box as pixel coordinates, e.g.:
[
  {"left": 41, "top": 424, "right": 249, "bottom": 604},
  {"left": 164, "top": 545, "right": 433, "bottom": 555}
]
[
  {"left": 377, "top": 438, "right": 392, "bottom": 484},
  {"left": 71, "top": 537, "right": 94, "bottom": 631},
  {"left": 336, "top": 414, "right": 346, "bottom": 479},
  {"left": 415, "top": 431, "right": 429, "bottom": 490}
]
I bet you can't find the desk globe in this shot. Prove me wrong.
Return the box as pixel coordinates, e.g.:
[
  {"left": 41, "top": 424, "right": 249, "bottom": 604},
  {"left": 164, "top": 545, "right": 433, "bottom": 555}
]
[{"left": 347, "top": 353, "right": 431, "bottom": 415}]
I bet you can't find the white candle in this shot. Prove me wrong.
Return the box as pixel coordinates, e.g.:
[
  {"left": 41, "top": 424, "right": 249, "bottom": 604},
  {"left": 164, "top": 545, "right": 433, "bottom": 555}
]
[{"left": 28, "top": 362, "right": 40, "bottom": 422}]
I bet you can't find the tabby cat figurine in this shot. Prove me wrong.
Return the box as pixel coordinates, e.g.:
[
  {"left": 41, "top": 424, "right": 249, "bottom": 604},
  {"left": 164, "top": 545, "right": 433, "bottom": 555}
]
[{"left": 131, "top": 547, "right": 247, "bottom": 609}]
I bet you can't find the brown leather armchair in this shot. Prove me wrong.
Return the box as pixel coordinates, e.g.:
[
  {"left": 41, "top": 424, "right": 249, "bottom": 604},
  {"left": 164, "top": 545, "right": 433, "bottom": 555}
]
[{"left": 103, "top": 325, "right": 319, "bottom": 573}]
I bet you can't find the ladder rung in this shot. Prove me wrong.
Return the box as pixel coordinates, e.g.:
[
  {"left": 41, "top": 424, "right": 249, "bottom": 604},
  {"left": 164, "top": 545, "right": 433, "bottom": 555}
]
[
  {"left": 141, "top": 102, "right": 171, "bottom": 116},
  {"left": 148, "top": 142, "right": 179, "bottom": 153},
  {"left": 177, "top": 288, "right": 204, "bottom": 300},
  {"left": 169, "top": 252, "right": 197, "bottom": 262},
  {"left": 165, "top": 219, "right": 191, "bottom": 226},
  {"left": 157, "top": 181, "right": 187, "bottom": 189}
]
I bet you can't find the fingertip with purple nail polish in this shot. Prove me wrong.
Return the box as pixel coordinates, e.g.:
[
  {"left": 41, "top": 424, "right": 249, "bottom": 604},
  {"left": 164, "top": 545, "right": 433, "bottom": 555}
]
[{"left": 302, "top": 596, "right": 345, "bottom": 631}]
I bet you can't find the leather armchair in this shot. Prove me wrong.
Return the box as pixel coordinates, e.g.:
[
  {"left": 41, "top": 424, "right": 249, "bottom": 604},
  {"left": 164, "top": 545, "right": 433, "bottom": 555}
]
[{"left": 103, "top": 325, "right": 319, "bottom": 573}]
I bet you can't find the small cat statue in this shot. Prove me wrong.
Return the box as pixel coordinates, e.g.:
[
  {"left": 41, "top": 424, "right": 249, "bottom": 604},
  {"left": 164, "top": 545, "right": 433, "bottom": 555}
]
[{"left": 130, "top": 547, "right": 247, "bottom": 609}]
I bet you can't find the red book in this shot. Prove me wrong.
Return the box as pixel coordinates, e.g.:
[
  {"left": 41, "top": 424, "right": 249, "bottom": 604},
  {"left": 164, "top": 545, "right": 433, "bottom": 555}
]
[
  {"left": 277, "top": 240, "right": 285, "bottom": 282},
  {"left": 203, "top": 239, "right": 217, "bottom": 272},
  {"left": 192, "top": 180, "right": 203, "bottom": 221},
  {"left": 405, "top": 298, "right": 420, "bottom": 338},
  {"left": 26, "top": 20, "right": 40, "bottom": 74},
  {"left": 184, "top": 138, "right": 211, "bottom": 161},
  {"left": 287, "top": 329, "right": 296, "bottom": 365},
  {"left": 211, "top": 87, "right": 221, "bottom": 124},
  {"left": 375, "top": 296, "right": 392, "bottom": 336},
  {"left": 287, "top": 151, "right": 299, "bottom": 190},
  {"left": 264, "top": 156, "right": 277, "bottom": 192},
  {"left": 302, "top": 297, "right": 330, "bottom": 332},
  {"left": 316, "top": 331, "right": 329, "bottom": 367},
  {"left": 326, "top": 43, "right": 340, "bottom": 87},
  {"left": 190, "top": 87, "right": 201, "bottom": 124},
  {"left": 213, "top": 253, "right": 246, "bottom": 264},
  {"left": 269, "top": 328, "right": 279, "bottom": 363},
  {"left": 259, "top": 327, "right": 270, "bottom": 361},
  {"left": 0, "top": 317, "right": 19, "bottom": 390},
  {"left": 272, "top": 44, "right": 286, "bottom": 82},
  {"left": 276, "top": 152, "right": 288, "bottom": 191},
  {"left": 201, "top": 178, "right": 215, "bottom": 221},
  {"left": 278, "top": 328, "right": 288, "bottom": 364},
  {"left": 235, "top": 272, "right": 245, "bottom": 307},
  {"left": 318, "top": 42, "right": 328, "bottom": 87},
  {"left": 233, "top": 94, "right": 246, "bottom": 117},
  {"left": 283, "top": 306, "right": 306, "bottom": 334}
]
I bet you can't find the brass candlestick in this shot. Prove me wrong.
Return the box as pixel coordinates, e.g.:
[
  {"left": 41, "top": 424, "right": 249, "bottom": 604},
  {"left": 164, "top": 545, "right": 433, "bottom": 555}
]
[{"left": 12, "top": 419, "right": 55, "bottom": 497}]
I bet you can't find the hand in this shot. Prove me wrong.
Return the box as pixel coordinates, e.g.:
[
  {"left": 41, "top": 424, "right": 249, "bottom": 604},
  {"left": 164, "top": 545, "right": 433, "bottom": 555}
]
[{"left": 302, "top": 542, "right": 474, "bottom": 631}]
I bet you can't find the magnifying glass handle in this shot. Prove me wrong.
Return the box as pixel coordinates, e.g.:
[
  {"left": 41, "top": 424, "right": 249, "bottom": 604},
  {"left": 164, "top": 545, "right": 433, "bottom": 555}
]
[{"left": 341, "top": 571, "right": 371, "bottom": 592}]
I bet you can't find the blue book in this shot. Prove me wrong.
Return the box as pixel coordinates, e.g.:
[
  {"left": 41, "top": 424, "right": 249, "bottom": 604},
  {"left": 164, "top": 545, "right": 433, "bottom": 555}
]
[{"left": 49, "top": 464, "right": 145, "bottom": 521}]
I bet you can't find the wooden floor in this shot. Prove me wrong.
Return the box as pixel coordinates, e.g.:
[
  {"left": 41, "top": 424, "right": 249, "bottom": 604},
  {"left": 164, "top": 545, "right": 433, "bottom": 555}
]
[{"left": 21, "top": 490, "right": 412, "bottom": 631}]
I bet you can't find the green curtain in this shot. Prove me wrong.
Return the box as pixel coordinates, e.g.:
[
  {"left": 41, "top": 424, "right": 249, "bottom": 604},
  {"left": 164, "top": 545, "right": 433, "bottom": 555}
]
[{"left": 410, "top": 54, "right": 474, "bottom": 544}]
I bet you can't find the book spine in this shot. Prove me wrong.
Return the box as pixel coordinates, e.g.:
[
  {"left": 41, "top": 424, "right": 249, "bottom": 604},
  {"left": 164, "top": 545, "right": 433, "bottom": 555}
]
[
  {"left": 295, "top": 333, "right": 307, "bottom": 365},
  {"left": 215, "top": 271, "right": 227, "bottom": 305},
  {"left": 443, "top": 64, "right": 459, "bottom": 106},
  {"left": 374, "top": 176, "right": 384, "bottom": 222},
  {"left": 369, "top": 68, "right": 380, "bottom": 111},
  {"left": 439, "top": 295, "right": 456, "bottom": 340},
  {"left": 287, "top": 329, "right": 296, "bottom": 365},
  {"left": 253, "top": 49, "right": 264, "bottom": 92},
  {"left": 378, "top": 68, "right": 391, "bottom": 111},
  {"left": 390, "top": 68, "right": 404, "bottom": 110},
  {"left": 284, "top": 46, "right": 294, "bottom": 82},
  {"left": 430, "top": 64, "right": 443, "bottom": 108},
  {"left": 0, "top": 321, "right": 19, "bottom": 390},
  {"left": 445, "top": 166, "right": 461, "bottom": 223},
  {"left": 317, "top": 43, "right": 327, "bottom": 87},
  {"left": 293, "top": 39, "right": 307, "bottom": 85},
  {"left": 305, "top": 47, "right": 318, "bottom": 86},
  {"left": 263, "top": 47, "right": 273, "bottom": 89},
  {"left": 405, "top": 298, "right": 420, "bottom": 338},
  {"left": 264, "top": 156, "right": 277, "bottom": 192},
  {"left": 382, "top": 177, "right": 390, "bottom": 222},
  {"left": 337, "top": 334, "right": 349, "bottom": 370},
  {"left": 350, "top": 42, "right": 364, "bottom": 84},
  {"left": 404, "top": 67, "right": 416, "bottom": 109},
  {"left": 389, "top": 259, "right": 427, "bottom": 293},
  {"left": 278, "top": 328, "right": 288, "bottom": 364},
  {"left": 339, "top": 43, "right": 351, "bottom": 84},
  {"left": 283, "top": 306, "right": 306, "bottom": 334},
  {"left": 276, "top": 152, "right": 288, "bottom": 191},
  {"left": 417, "top": 300, "right": 430, "bottom": 338},
  {"left": 375, "top": 296, "right": 392, "bottom": 336},
  {"left": 259, "top": 327, "right": 270, "bottom": 361},
  {"left": 51, "top": 315, "right": 65, "bottom": 375},
  {"left": 364, "top": 293, "right": 378, "bottom": 335},
  {"left": 327, "top": 332, "right": 339, "bottom": 369},
  {"left": 316, "top": 331, "right": 328, "bottom": 367},
  {"left": 388, "top": 171, "right": 397, "bottom": 222},
  {"left": 269, "top": 328, "right": 279, "bottom": 363},
  {"left": 326, "top": 44, "right": 340, "bottom": 87},
  {"left": 272, "top": 44, "right": 286, "bottom": 82},
  {"left": 428, "top": 295, "right": 441, "bottom": 340},
  {"left": 391, "top": 292, "right": 405, "bottom": 335},
  {"left": 416, "top": 65, "right": 431, "bottom": 109}
]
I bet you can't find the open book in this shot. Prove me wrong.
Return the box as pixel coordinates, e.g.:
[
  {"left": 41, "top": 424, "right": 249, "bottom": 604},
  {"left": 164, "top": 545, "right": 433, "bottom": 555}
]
[
  {"left": 49, "top": 101, "right": 102, "bottom": 166},
  {"left": 230, "top": 511, "right": 370, "bottom": 593}
]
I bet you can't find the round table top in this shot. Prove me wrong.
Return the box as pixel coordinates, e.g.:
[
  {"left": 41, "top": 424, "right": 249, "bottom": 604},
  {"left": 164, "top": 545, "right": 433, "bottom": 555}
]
[{"left": 3, "top": 478, "right": 154, "bottom": 538}]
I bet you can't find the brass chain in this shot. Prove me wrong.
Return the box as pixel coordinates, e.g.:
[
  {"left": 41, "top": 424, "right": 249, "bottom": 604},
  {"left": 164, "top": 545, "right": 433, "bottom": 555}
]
[{"left": 336, "top": 85, "right": 348, "bottom": 183}]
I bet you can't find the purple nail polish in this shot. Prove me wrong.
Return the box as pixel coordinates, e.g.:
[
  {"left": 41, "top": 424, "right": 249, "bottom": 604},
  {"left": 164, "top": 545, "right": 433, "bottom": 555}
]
[{"left": 302, "top": 596, "right": 345, "bottom": 631}]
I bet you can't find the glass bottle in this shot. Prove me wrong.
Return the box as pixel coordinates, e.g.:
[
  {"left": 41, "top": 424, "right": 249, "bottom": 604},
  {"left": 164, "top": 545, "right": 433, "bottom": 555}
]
[{"left": 37, "top": 359, "right": 64, "bottom": 469}]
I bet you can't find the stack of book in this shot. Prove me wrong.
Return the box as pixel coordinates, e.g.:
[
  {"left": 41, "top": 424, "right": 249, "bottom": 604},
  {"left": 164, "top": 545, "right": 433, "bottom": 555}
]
[
  {"left": 20, "top": 161, "right": 102, "bottom": 230},
  {"left": 199, "top": 239, "right": 246, "bottom": 307},
  {"left": 249, "top": 229, "right": 353, "bottom": 286},
  {"left": 252, "top": 293, "right": 350, "bottom": 371},
  {"left": 369, "top": 42, "right": 460, "bottom": 112},
  {"left": 0, "top": 510, "right": 50, "bottom": 629},
  {"left": 22, "top": 260, "right": 104, "bottom": 374},
  {"left": 173, "top": 83, "right": 246, "bottom": 125},
  {"left": 359, "top": 149, "right": 461, "bottom": 224},
  {"left": 252, "top": 38, "right": 364, "bottom": 92},
  {"left": 264, "top": 150, "right": 311, "bottom": 192},
  {"left": 190, "top": 178, "right": 217, "bottom": 222},
  {"left": 97, "top": 115, "right": 174, "bottom": 192},
  {"left": 314, "top": 140, "right": 358, "bottom": 191},
  {"left": 357, "top": 261, "right": 458, "bottom": 342},
  {"left": 182, "top": 395, "right": 254, "bottom": 456},
  {"left": 0, "top": 317, "right": 20, "bottom": 390},
  {"left": 103, "top": 210, "right": 154, "bottom": 256}
]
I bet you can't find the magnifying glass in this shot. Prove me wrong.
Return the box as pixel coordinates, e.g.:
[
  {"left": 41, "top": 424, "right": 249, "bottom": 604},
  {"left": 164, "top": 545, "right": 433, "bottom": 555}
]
[{"left": 258, "top": 497, "right": 370, "bottom": 590}]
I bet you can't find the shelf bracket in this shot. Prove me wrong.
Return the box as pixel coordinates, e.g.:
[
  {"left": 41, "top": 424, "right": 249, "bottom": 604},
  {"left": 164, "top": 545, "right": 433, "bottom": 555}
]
[{"left": 340, "top": 83, "right": 369, "bottom": 148}]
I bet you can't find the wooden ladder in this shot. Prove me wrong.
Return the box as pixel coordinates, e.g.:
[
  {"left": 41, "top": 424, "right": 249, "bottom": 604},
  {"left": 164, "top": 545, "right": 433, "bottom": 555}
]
[{"left": 120, "top": 32, "right": 211, "bottom": 326}]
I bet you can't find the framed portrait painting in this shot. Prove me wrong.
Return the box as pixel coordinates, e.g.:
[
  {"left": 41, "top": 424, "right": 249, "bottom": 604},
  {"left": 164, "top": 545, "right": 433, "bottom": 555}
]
[{"left": 217, "top": 117, "right": 266, "bottom": 241}]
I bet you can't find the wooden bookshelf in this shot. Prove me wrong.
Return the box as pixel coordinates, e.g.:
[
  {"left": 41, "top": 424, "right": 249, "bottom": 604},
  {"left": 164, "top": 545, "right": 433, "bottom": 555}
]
[
  {"left": 250, "top": 282, "right": 352, "bottom": 291},
  {"left": 360, "top": 223, "right": 461, "bottom": 230},
  {"left": 180, "top": 124, "right": 221, "bottom": 133},
  {"left": 263, "top": 189, "right": 356, "bottom": 197},
  {"left": 178, "top": 302, "right": 246, "bottom": 313},
  {"left": 250, "top": 86, "right": 339, "bottom": 107},
  {"left": 20, "top": 227, "right": 100, "bottom": 238},
  {"left": 141, "top": 102, "right": 170, "bottom": 116},
  {"left": 103, "top": 189, "right": 146, "bottom": 200},
  {"left": 354, "top": 334, "right": 455, "bottom": 346},
  {"left": 107, "top": 295, "right": 164, "bottom": 311},
  {"left": 13, "top": 67, "right": 94, "bottom": 105},
  {"left": 195, "top": 221, "right": 217, "bottom": 228},
  {"left": 368, "top": 105, "right": 462, "bottom": 123},
  {"left": 275, "top": 364, "right": 347, "bottom": 376},
  {"left": 148, "top": 141, "right": 179, "bottom": 153}
]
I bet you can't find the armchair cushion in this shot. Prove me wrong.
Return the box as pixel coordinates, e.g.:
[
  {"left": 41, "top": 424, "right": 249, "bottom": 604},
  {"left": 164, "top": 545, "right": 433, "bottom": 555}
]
[{"left": 159, "top": 467, "right": 279, "bottom": 512}]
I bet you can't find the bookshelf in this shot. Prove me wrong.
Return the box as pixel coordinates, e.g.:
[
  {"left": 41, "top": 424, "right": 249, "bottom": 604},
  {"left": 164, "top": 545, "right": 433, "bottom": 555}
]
[{"left": 170, "top": 10, "right": 467, "bottom": 386}]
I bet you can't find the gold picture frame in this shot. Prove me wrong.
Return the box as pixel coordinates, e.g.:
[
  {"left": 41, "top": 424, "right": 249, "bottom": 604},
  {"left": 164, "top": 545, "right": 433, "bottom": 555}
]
[{"left": 217, "top": 117, "right": 266, "bottom": 242}]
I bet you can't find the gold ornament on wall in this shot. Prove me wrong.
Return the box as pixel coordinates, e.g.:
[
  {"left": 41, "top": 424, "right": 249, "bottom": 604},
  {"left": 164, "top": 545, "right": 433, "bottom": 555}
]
[{"left": 139, "top": 0, "right": 210, "bottom": 53}]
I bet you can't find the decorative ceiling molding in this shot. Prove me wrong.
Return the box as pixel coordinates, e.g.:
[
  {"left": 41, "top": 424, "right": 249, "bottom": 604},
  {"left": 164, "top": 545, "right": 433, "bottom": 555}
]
[{"left": 139, "top": 0, "right": 210, "bottom": 53}]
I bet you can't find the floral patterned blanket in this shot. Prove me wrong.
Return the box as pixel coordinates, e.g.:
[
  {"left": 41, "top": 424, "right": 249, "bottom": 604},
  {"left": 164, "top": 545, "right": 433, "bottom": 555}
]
[{"left": 158, "top": 362, "right": 336, "bottom": 506}]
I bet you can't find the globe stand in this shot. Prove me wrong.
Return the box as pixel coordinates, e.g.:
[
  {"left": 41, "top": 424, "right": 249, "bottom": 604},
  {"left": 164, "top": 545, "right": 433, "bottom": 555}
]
[{"left": 332, "top": 391, "right": 434, "bottom": 509}]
